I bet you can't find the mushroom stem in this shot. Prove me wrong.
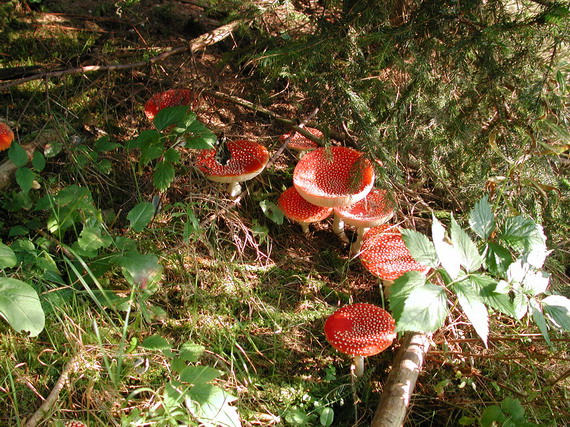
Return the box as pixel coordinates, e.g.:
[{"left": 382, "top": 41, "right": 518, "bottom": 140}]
[
  {"left": 332, "top": 213, "right": 349, "bottom": 243},
  {"left": 299, "top": 221, "right": 310, "bottom": 234},
  {"left": 350, "top": 226, "right": 370, "bottom": 256},
  {"left": 227, "top": 181, "right": 242, "bottom": 198},
  {"left": 353, "top": 355, "right": 365, "bottom": 377}
]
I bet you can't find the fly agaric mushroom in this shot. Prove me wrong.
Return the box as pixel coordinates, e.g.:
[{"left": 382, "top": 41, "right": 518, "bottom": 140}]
[
  {"left": 64, "top": 421, "right": 87, "bottom": 427},
  {"left": 334, "top": 188, "right": 395, "bottom": 255},
  {"left": 293, "top": 146, "right": 374, "bottom": 208},
  {"left": 0, "top": 122, "right": 14, "bottom": 151},
  {"left": 360, "top": 224, "right": 430, "bottom": 290},
  {"left": 144, "top": 89, "right": 198, "bottom": 120},
  {"left": 279, "top": 127, "right": 322, "bottom": 158},
  {"left": 278, "top": 186, "right": 333, "bottom": 234},
  {"left": 325, "top": 303, "right": 396, "bottom": 377},
  {"left": 196, "top": 139, "right": 269, "bottom": 197}
]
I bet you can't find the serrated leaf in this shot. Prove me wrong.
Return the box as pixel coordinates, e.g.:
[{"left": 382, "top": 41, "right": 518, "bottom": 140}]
[
  {"left": 389, "top": 271, "right": 427, "bottom": 321},
  {"left": 542, "top": 295, "right": 570, "bottom": 331},
  {"left": 513, "top": 293, "right": 528, "bottom": 319},
  {"left": 8, "top": 142, "right": 28, "bottom": 167},
  {"left": 483, "top": 242, "right": 512, "bottom": 275},
  {"left": 154, "top": 106, "right": 189, "bottom": 131},
  {"left": 453, "top": 280, "right": 489, "bottom": 346},
  {"left": 260, "top": 200, "right": 284, "bottom": 225},
  {"left": 180, "top": 366, "right": 221, "bottom": 385},
  {"left": 32, "top": 151, "right": 46, "bottom": 171},
  {"left": 469, "top": 196, "right": 495, "bottom": 239},
  {"left": 153, "top": 161, "right": 175, "bottom": 192},
  {"left": 530, "top": 299, "right": 551, "bottom": 346},
  {"left": 127, "top": 129, "right": 160, "bottom": 150},
  {"left": 127, "top": 201, "right": 155, "bottom": 232},
  {"left": 396, "top": 282, "right": 448, "bottom": 332},
  {"left": 15, "top": 167, "right": 34, "bottom": 193},
  {"left": 432, "top": 216, "right": 461, "bottom": 279},
  {"left": 179, "top": 342, "right": 205, "bottom": 362},
  {"left": 141, "top": 335, "right": 171, "bottom": 350},
  {"left": 522, "top": 270, "right": 550, "bottom": 296},
  {"left": 94, "top": 136, "right": 120, "bottom": 152},
  {"left": 0, "top": 277, "right": 45, "bottom": 337},
  {"left": 0, "top": 242, "right": 17, "bottom": 269},
  {"left": 500, "top": 216, "right": 541, "bottom": 252},
  {"left": 469, "top": 275, "right": 515, "bottom": 317},
  {"left": 185, "top": 120, "right": 217, "bottom": 149},
  {"left": 164, "top": 147, "right": 181, "bottom": 163},
  {"left": 118, "top": 253, "right": 163, "bottom": 290},
  {"left": 187, "top": 384, "right": 241, "bottom": 427},
  {"left": 139, "top": 141, "right": 164, "bottom": 166},
  {"left": 400, "top": 229, "right": 439, "bottom": 268},
  {"left": 450, "top": 217, "right": 482, "bottom": 272}
]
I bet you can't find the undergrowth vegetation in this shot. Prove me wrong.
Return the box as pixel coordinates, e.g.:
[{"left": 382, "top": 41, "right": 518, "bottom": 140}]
[{"left": 0, "top": 0, "right": 569, "bottom": 426}]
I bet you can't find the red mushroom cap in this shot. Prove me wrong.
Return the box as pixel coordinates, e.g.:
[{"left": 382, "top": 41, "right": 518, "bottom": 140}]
[
  {"left": 0, "top": 123, "right": 14, "bottom": 151},
  {"left": 293, "top": 147, "right": 375, "bottom": 208},
  {"left": 196, "top": 140, "right": 269, "bottom": 183},
  {"left": 144, "top": 89, "right": 198, "bottom": 120},
  {"left": 334, "top": 188, "right": 394, "bottom": 228},
  {"left": 279, "top": 127, "right": 322, "bottom": 152},
  {"left": 278, "top": 186, "right": 333, "bottom": 224},
  {"left": 325, "top": 303, "right": 396, "bottom": 357},
  {"left": 64, "top": 421, "right": 87, "bottom": 427},
  {"left": 360, "top": 225, "right": 430, "bottom": 281}
]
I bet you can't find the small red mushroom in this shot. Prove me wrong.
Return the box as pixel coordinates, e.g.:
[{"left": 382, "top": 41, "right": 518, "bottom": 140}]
[
  {"left": 0, "top": 122, "right": 14, "bottom": 151},
  {"left": 144, "top": 89, "right": 198, "bottom": 120},
  {"left": 359, "top": 224, "right": 430, "bottom": 289},
  {"left": 325, "top": 303, "right": 396, "bottom": 377},
  {"left": 334, "top": 188, "right": 395, "bottom": 255},
  {"left": 293, "top": 146, "right": 375, "bottom": 208},
  {"left": 279, "top": 127, "right": 322, "bottom": 158},
  {"left": 278, "top": 186, "right": 332, "bottom": 234},
  {"left": 64, "top": 421, "right": 87, "bottom": 427},
  {"left": 196, "top": 139, "right": 269, "bottom": 197}
]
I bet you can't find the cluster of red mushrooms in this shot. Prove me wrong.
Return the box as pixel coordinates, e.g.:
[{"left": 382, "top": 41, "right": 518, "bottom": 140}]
[{"left": 142, "top": 89, "right": 433, "bottom": 376}]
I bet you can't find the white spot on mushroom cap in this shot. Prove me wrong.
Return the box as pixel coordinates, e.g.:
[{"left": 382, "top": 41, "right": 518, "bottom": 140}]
[
  {"left": 278, "top": 187, "right": 332, "bottom": 223},
  {"left": 335, "top": 188, "right": 395, "bottom": 228}
]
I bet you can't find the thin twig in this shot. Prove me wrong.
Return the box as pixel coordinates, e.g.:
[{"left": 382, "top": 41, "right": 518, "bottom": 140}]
[{"left": 549, "top": 367, "right": 570, "bottom": 387}]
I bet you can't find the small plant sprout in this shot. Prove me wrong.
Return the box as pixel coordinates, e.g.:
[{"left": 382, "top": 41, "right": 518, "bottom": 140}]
[
  {"left": 279, "top": 126, "right": 322, "bottom": 158},
  {"left": 0, "top": 122, "right": 14, "bottom": 151},
  {"left": 324, "top": 303, "right": 396, "bottom": 377},
  {"left": 293, "top": 146, "right": 374, "bottom": 207},
  {"left": 144, "top": 88, "right": 199, "bottom": 120},
  {"left": 196, "top": 139, "right": 269, "bottom": 197},
  {"left": 278, "top": 186, "right": 333, "bottom": 234}
]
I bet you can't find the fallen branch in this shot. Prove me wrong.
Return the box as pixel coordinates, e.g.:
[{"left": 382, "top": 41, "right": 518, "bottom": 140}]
[
  {"left": 371, "top": 332, "right": 431, "bottom": 427},
  {"left": 0, "top": 20, "right": 245, "bottom": 91}
]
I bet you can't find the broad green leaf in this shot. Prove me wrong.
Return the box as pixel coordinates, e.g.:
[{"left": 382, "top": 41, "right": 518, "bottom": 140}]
[
  {"left": 469, "top": 196, "right": 495, "bottom": 240},
  {"left": 94, "top": 136, "right": 120, "bottom": 152},
  {"left": 118, "top": 253, "right": 163, "bottom": 290},
  {"left": 530, "top": 299, "right": 551, "bottom": 346},
  {"left": 185, "top": 120, "right": 217, "bottom": 149},
  {"left": 432, "top": 216, "right": 461, "bottom": 279},
  {"left": 163, "top": 381, "right": 185, "bottom": 410},
  {"left": 285, "top": 408, "right": 310, "bottom": 425},
  {"left": 319, "top": 407, "right": 334, "bottom": 427},
  {"left": 260, "top": 200, "right": 284, "bottom": 225},
  {"left": 127, "top": 202, "right": 155, "bottom": 232},
  {"left": 501, "top": 397, "right": 525, "bottom": 419},
  {"left": 153, "top": 161, "right": 175, "bottom": 192},
  {"left": 154, "top": 106, "right": 189, "bottom": 131},
  {"left": 179, "top": 342, "right": 205, "bottom": 362},
  {"left": 180, "top": 366, "right": 221, "bottom": 385},
  {"left": 187, "top": 384, "right": 241, "bottom": 427},
  {"left": 400, "top": 229, "right": 439, "bottom": 268},
  {"left": 77, "top": 226, "right": 112, "bottom": 252},
  {"left": 15, "top": 167, "right": 34, "bottom": 193},
  {"left": 542, "top": 295, "right": 570, "bottom": 331},
  {"left": 453, "top": 280, "right": 489, "bottom": 346},
  {"left": 164, "top": 147, "right": 181, "bottom": 163},
  {"left": 513, "top": 293, "right": 528, "bottom": 319},
  {"left": 396, "top": 282, "right": 448, "bottom": 333},
  {"left": 0, "top": 242, "right": 17, "bottom": 269},
  {"left": 0, "top": 277, "right": 45, "bottom": 337},
  {"left": 522, "top": 270, "right": 550, "bottom": 296},
  {"left": 469, "top": 275, "right": 515, "bottom": 317},
  {"left": 480, "top": 405, "right": 505, "bottom": 427},
  {"left": 32, "top": 151, "right": 46, "bottom": 171},
  {"left": 450, "top": 217, "right": 482, "bottom": 272},
  {"left": 126, "top": 129, "right": 160, "bottom": 150},
  {"left": 8, "top": 142, "right": 28, "bottom": 167},
  {"left": 389, "top": 271, "right": 427, "bottom": 321},
  {"left": 44, "top": 140, "right": 63, "bottom": 158},
  {"left": 139, "top": 141, "right": 164, "bottom": 166},
  {"left": 483, "top": 242, "right": 512, "bottom": 276},
  {"left": 141, "top": 334, "right": 171, "bottom": 350},
  {"left": 500, "top": 216, "right": 541, "bottom": 252}
]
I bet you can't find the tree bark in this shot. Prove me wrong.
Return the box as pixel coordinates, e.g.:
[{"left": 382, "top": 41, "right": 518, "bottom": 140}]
[{"left": 371, "top": 332, "right": 431, "bottom": 427}]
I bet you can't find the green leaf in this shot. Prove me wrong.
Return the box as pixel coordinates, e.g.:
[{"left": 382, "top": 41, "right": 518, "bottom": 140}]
[
  {"left": 94, "top": 136, "right": 120, "bottom": 152},
  {"left": 469, "top": 196, "right": 495, "bottom": 240},
  {"left": 400, "top": 229, "right": 439, "bottom": 269},
  {"left": 260, "top": 200, "right": 284, "bottom": 225},
  {"left": 187, "top": 384, "right": 241, "bottom": 427},
  {"left": 15, "top": 167, "right": 34, "bottom": 193},
  {"left": 0, "top": 277, "right": 45, "bottom": 337},
  {"left": 501, "top": 397, "right": 525, "bottom": 419},
  {"left": 319, "top": 407, "right": 334, "bottom": 427},
  {"left": 453, "top": 280, "right": 489, "bottom": 346},
  {"left": 542, "top": 295, "right": 570, "bottom": 331},
  {"left": 450, "top": 217, "right": 482, "bottom": 272},
  {"left": 513, "top": 293, "right": 528, "bottom": 319},
  {"left": 8, "top": 142, "right": 28, "bottom": 167},
  {"left": 118, "top": 253, "right": 163, "bottom": 290},
  {"left": 183, "top": 206, "right": 201, "bottom": 242},
  {"left": 139, "top": 141, "right": 164, "bottom": 166},
  {"left": 180, "top": 366, "right": 221, "bottom": 385},
  {"left": 32, "top": 151, "right": 46, "bottom": 171},
  {"left": 77, "top": 226, "right": 112, "bottom": 252},
  {"left": 153, "top": 161, "right": 175, "bottom": 192},
  {"left": 285, "top": 408, "right": 310, "bottom": 425},
  {"left": 44, "top": 140, "right": 63, "bottom": 158},
  {"left": 184, "top": 120, "right": 217, "bottom": 149},
  {"left": 389, "top": 271, "right": 427, "bottom": 321},
  {"left": 530, "top": 299, "right": 551, "bottom": 346},
  {"left": 127, "top": 129, "right": 160, "bottom": 150},
  {"left": 141, "top": 335, "right": 171, "bottom": 350},
  {"left": 0, "top": 242, "right": 17, "bottom": 269},
  {"left": 469, "top": 275, "right": 515, "bottom": 317},
  {"left": 179, "top": 342, "right": 205, "bottom": 362},
  {"left": 127, "top": 202, "right": 155, "bottom": 232},
  {"left": 500, "top": 216, "right": 541, "bottom": 252},
  {"left": 396, "top": 282, "right": 448, "bottom": 332},
  {"left": 480, "top": 405, "right": 505, "bottom": 427},
  {"left": 483, "top": 242, "right": 512, "bottom": 276},
  {"left": 164, "top": 147, "right": 181, "bottom": 163},
  {"left": 154, "top": 105, "right": 189, "bottom": 131},
  {"left": 432, "top": 216, "right": 461, "bottom": 279}
]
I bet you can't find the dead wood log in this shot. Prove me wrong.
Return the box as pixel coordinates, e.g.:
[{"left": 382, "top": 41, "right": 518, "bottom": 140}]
[{"left": 371, "top": 332, "right": 431, "bottom": 427}]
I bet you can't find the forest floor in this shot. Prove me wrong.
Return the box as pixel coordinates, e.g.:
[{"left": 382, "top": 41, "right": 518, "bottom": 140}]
[{"left": 0, "top": 1, "right": 569, "bottom": 426}]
